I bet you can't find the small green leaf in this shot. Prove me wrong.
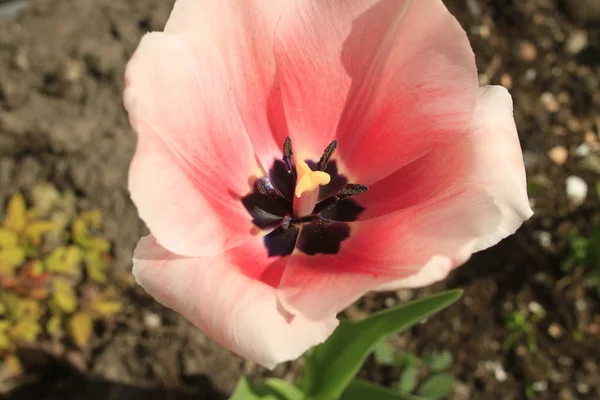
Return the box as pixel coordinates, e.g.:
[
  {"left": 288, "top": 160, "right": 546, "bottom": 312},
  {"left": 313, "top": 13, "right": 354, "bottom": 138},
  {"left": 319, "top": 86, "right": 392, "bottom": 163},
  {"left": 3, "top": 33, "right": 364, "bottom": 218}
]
[
  {"left": 10, "top": 319, "right": 42, "bottom": 342},
  {"left": 398, "top": 366, "right": 420, "bottom": 394},
  {"left": 0, "top": 247, "right": 26, "bottom": 275},
  {"left": 417, "top": 373, "right": 454, "bottom": 400},
  {"left": 90, "top": 299, "right": 122, "bottom": 316},
  {"left": 69, "top": 312, "right": 93, "bottom": 348},
  {"left": 299, "top": 290, "right": 462, "bottom": 400},
  {"left": 52, "top": 279, "right": 78, "bottom": 313},
  {"left": 423, "top": 350, "right": 454, "bottom": 372},
  {"left": 374, "top": 340, "right": 395, "bottom": 365},
  {"left": 395, "top": 351, "right": 418, "bottom": 369},
  {"left": 230, "top": 377, "right": 304, "bottom": 400},
  {"left": 46, "top": 315, "right": 62, "bottom": 336},
  {"left": 45, "top": 246, "right": 83, "bottom": 276},
  {"left": 4, "top": 193, "right": 27, "bottom": 232},
  {"left": 341, "top": 378, "right": 424, "bottom": 400},
  {"left": 72, "top": 211, "right": 110, "bottom": 252},
  {"left": 85, "top": 250, "right": 107, "bottom": 283},
  {"left": 0, "top": 228, "right": 19, "bottom": 247},
  {"left": 24, "top": 220, "right": 56, "bottom": 246}
]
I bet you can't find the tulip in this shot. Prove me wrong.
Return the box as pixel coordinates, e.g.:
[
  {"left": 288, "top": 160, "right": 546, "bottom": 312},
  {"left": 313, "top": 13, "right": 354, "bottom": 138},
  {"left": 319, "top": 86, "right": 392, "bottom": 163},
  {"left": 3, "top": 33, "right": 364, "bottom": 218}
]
[{"left": 124, "top": 0, "right": 532, "bottom": 368}]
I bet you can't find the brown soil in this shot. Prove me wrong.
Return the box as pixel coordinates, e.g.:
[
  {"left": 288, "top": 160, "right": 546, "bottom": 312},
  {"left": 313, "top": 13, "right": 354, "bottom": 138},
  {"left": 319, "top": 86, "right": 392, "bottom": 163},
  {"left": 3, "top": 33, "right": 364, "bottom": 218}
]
[{"left": 1, "top": 0, "right": 599, "bottom": 399}]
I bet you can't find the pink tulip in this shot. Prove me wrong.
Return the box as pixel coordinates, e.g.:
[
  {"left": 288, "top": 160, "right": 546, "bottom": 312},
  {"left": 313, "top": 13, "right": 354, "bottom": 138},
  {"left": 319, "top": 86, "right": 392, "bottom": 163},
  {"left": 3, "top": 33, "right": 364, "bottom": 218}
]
[{"left": 124, "top": 0, "right": 532, "bottom": 368}]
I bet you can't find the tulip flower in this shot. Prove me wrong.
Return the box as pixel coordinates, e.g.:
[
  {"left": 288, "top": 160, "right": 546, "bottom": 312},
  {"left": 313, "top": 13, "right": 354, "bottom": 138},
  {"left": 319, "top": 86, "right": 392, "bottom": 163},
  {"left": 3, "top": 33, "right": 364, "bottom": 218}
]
[{"left": 124, "top": 0, "right": 532, "bottom": 368}]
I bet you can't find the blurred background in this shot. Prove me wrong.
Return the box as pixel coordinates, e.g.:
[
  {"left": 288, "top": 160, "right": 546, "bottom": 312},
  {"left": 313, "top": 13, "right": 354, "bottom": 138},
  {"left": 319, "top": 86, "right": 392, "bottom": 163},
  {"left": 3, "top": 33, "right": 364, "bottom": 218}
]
[{"left": 0, "top": 0, "right": 599, "bottom": 399}]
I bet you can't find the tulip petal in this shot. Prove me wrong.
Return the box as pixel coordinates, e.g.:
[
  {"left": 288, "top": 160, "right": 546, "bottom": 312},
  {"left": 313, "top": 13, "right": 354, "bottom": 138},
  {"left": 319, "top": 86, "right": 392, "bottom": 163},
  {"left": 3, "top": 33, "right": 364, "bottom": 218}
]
[
  {"left": 274, "top": 0, "right": 477, "bottom": 180},
  {"left": 164, "top": 0, "right": 290, "bottom": 169},
  {"left": 357, "top": 85, "right": 534, "bottom": 241},
  {"left": 133, "top": 235, "right": 338, "bottom": 369},
  {"left": 126, "top": 33, "right": 261, "bottom": 257},
  {"left": 279, "top": 187, "right": 502, "bottom": 320}
]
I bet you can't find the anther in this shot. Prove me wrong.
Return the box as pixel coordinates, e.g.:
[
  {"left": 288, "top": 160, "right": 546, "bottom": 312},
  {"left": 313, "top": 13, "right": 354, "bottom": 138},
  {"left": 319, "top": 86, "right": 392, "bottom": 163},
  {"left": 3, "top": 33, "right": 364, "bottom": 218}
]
[
  {"left": 317, "top": 140, "right": 338, "bottom": 171},
  {"left": 337, "top": 184, "right": 369, "bottom": 200},
  {"left": 313, "top": 215, "right": 333, "bottom": 227},
  {"left": 283, "top": 137, "right": 294, "bottom": 173},
  {"left": 256, "top": 178, "right": 280, "bottom": 198},
  {"left": 281, "top": 215, "right": 292, "bottom": 230}
]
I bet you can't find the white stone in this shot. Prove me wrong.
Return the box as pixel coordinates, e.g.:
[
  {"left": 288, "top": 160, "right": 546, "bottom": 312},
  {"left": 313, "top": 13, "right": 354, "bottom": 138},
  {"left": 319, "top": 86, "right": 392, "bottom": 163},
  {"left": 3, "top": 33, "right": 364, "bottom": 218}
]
[{"left": 566, "top": 176, "right": 588, "bottom": 206}]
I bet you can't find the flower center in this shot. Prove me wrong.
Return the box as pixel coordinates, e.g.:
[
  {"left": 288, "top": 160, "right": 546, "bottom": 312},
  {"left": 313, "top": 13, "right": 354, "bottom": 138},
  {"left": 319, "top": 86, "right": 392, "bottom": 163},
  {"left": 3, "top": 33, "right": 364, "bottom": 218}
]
[{"left": 242, "top": 138, "right": 368, "bottom": 257}]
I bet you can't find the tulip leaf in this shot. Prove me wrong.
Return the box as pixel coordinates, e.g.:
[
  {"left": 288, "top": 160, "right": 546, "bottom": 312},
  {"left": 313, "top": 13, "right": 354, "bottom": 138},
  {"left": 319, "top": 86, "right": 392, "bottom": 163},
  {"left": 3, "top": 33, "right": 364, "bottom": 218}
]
[
  {"left": 69, "top": 312, "right": 93, "bottom": 348},
  {"left": 340, "top": 378, "right": 426, "bottom": 400},
  {"left": 230, "top": 377, "right": 304, "bottom": 400},
  {"left": 298, "top": 290, "right": 462, "bottom": 400}
]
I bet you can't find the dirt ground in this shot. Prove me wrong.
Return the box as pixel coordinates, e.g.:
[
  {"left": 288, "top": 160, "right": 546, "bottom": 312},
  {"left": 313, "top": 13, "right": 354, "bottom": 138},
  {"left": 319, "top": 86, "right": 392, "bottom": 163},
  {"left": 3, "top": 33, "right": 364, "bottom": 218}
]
[{"left": 0, "top": 0, "right": 599, "bottom": 399}]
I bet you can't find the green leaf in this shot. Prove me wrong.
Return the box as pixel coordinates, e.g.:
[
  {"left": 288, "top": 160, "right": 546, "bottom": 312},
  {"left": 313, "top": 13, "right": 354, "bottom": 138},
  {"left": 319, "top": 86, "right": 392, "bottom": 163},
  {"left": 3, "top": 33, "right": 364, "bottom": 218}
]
[
  {"left": 417, "top": 373, "right": 454, "bottom": 400},
  {"left": 423, "top": 350, "right": 454, "bottom": 372},
  {"left": 340, "top": 378, "right": 425, "bottom": 400},
  {"left": 373, "top": 340, "right": 395, "bottom": 365},
  {"left": 0, "top": 228, "right": 19, "bottom": 247},
  {"left": 4, "top": 193, "right": 27, "bottom": 232},
  {"left": 398, "top": 366, "right": 420, "bottom": 394},
  {"left": 299, "top": 290, "right": 462, "bottom": 400},
  {"left": 52, "top": 279, "right": 78, "bottom": 313},
  {"left": 69, "top": 312, "right": 93, "bottom": 348},
  {"left": 230, "top": 377, "right": 304, "bottom": 400}
]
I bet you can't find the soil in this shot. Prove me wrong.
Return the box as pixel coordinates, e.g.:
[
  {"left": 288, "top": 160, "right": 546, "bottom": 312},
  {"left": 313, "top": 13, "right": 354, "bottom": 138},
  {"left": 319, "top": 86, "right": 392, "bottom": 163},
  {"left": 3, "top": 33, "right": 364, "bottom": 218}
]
[{"left": 0, "top": 0, "right": 599, "bottom": 399}]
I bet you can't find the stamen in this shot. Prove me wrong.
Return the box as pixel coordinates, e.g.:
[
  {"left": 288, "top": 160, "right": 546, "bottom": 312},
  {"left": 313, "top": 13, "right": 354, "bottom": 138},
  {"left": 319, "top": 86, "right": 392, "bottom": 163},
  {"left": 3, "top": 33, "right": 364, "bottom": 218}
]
[
  {"left": 281, "top": 215, "right": 292, "bottom": 230},
  {"left": 256, "top": 177, "right": 280, "bottom": 198},
  {"left": 337, "top": 184, "right": 369, "bottom": 199},
  {"left": 317, "top": 140, "right": 338, "bottom": 171},
  {"left": 313, "top": 215, "right": 333, "bottom": 227},
  {"left": 283, "top": 137, "right": 294, "bottom": 173}
]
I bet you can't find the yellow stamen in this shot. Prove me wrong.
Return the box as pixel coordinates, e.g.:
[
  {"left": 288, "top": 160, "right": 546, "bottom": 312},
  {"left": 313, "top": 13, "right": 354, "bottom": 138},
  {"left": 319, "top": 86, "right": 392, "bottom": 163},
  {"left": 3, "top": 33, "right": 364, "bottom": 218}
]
[{"left": 295, "top": 160, "right": 331, "bottom": 198}]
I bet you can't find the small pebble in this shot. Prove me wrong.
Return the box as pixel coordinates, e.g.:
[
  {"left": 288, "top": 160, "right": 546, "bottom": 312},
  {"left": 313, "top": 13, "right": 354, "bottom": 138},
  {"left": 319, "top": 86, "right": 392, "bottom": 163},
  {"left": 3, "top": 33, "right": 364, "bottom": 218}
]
[
  {"left": 566, "top": 176, "right": 588, "bottom": 206},
  {"left": 518, "top": 40, "right": 538, "bottom": 62},
  {"left": 500, "top": 73, "right": 513, "bottom": 89},
  {"left": 524, "top": 68, "right": 537, "bottom": 82},
  {"left": 576, "top": 383, "right": 590, "bottom": 395},
  {"left": 575, "top": 143, "right": 591, "bottom": 157},
  {"left": 566, "top": 30, "right": 589, "bottom": 54},
  {"left": 144, "top": 313, "right": 162, "bottom": 330},
  {"left": 548, "top": 323, "right": 563, "bottom": 339},
  {"left": 528, "top": 301, "right": 544, "bottom": 315},
  {"left": 585, "top": 131, "right": 598, "bottom": 144},
  {"left": 548, "top": 146, "right": 568, "bottom": 165},
  {"left": 535, "top": 231, "right": 552, "bottom": 249},
  {"left": 532, "top": 381, "right": 548, "bottom": 392},
  {"left": 541, "top": 92, "right": 560, "bottom": 113}
]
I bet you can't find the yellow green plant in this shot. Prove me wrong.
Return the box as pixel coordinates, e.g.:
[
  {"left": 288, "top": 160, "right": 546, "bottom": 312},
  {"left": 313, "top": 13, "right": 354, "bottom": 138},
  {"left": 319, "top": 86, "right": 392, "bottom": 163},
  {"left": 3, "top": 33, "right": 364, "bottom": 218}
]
[{"left": 0, "top": 186, "right": 121, "bottom": 376}]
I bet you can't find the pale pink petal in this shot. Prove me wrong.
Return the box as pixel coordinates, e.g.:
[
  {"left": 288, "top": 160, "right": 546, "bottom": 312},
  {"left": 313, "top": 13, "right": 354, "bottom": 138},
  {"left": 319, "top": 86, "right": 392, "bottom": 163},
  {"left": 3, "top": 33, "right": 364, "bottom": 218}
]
[
  {"left": 164, "top": 0, "right": 290, "bottom": 169},
  {"left": 274, "top": 0, "right": 477, "bottom": 181},
  {"left": 279, "top": 187, "right": 503, "bottom": 320},
  {"left": 126, "top": 33, "right": 261, "bottom": 257},
  {"left": 357, "top": 85, "right": 534, "bottom": 239},
  {"left": 133, "top": 235, "right": 338, "bottom": 369}
]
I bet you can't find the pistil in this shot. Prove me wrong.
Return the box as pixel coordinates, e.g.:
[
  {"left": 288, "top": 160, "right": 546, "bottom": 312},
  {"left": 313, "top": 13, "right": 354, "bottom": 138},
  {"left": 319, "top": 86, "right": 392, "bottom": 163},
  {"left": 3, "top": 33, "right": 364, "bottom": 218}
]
[{"left": 293, "top": 159, "right": 331, "bottom": 217}]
